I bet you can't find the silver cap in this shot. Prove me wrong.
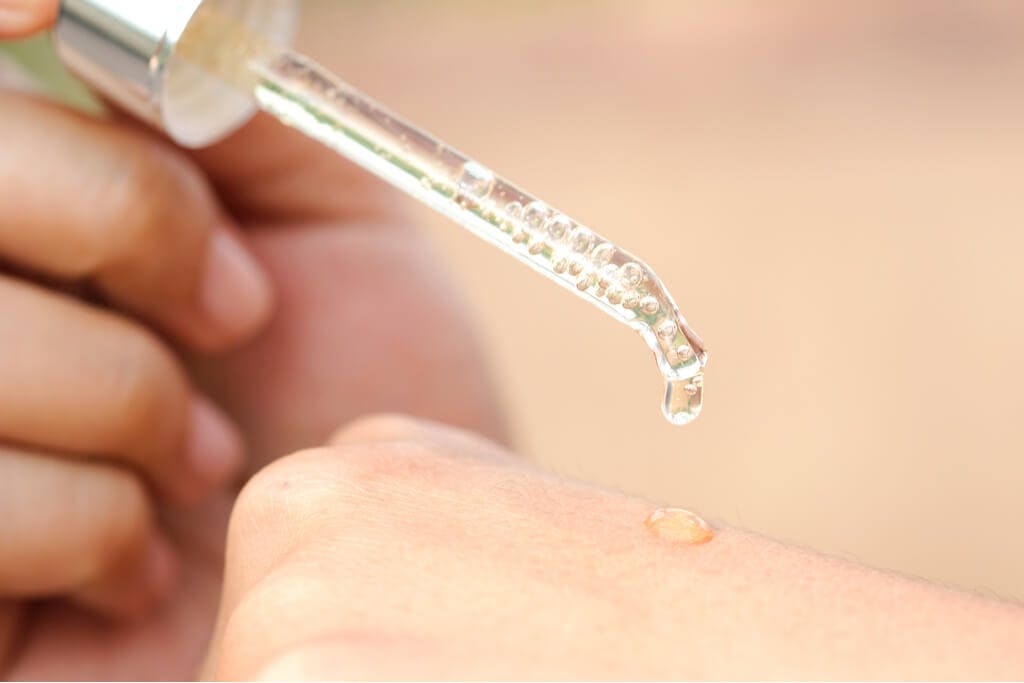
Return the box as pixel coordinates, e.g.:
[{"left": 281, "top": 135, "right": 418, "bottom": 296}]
[{"left": 55, "top": 0, "right": 297, "bottom": 148}]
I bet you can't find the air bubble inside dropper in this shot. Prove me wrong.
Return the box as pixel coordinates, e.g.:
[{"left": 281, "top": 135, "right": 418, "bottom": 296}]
[{"left": 176, "top": 12, "right": 708, "bottom": 426}]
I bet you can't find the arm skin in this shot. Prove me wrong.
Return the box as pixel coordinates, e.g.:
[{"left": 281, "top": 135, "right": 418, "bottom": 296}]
[{"left": 207, "top": 415, "right": 1024, "bottom": 681}]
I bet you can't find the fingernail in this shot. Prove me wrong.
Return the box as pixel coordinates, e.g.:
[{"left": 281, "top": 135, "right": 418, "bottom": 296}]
[
  {"left": 75, "top": 534, "right": 179, "bottom": 621},
  {"left": 184, "top": 395, "right": 245, "bottom": 494},
  {"left": 122, "top": 534, "right": 178, "bottom": 620},
  {"left": 200, "top": 230, "right": 273, "bottom": 347}
]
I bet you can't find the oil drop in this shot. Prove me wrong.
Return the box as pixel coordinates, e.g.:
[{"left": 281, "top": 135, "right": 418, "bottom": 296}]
[{"left": 645, "top": 508, "right": 714, "bottom": 545}]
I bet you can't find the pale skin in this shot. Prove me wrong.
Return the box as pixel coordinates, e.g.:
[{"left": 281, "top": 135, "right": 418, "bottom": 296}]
[
  {"left": 207, "top": 416, "right": 1024, "bottom": 680},
  {"left": 2, "top": 2, "right": 1024, "bottom": 679}
]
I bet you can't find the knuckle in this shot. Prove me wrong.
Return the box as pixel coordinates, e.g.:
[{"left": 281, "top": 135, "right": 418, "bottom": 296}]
[
  {"left": 98, "top": 321, "right": 188, "bottom": 453},
  {"left": 226, "top": 457, "right": 344, "bottom": 614},
  {"left": 224, "top": 442, "right": 460, "bottom": 611},
  {"left": 233, "top": 440, "right": 446, "bottom": 540},
  {"left": 232, "top": 449, "right": 336, "bottom": 538},
  {"left": 80, "top": 143, "right": 211, "bottom": 274},
  {"left": 238, "top": 449, "right": 332, "bottom": 505},
  {"left": 79, "top": 466, "right": 151, "bottom": 574}
]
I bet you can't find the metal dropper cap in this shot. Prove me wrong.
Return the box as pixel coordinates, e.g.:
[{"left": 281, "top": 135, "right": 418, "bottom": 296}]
[{"left": 54, "top": 0, "right": 296, "bottom": 148}]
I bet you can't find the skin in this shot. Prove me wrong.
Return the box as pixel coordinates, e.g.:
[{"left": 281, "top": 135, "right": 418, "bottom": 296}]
[
  {"left": 208, "top": 416, "right": 1024, "bottom": 681},
  {"left": 0, "top": 0, "right": 55, "bottom": 39}
]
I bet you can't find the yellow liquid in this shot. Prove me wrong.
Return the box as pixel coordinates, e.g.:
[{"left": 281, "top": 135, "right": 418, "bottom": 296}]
[{"left": 645, "top": 508, "right": 715, "bottom": 545}]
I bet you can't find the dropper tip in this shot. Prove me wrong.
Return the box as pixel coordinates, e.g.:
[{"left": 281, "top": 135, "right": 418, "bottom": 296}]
[{"left": 663, "top": 375, "right": 704, "bottom": 426}]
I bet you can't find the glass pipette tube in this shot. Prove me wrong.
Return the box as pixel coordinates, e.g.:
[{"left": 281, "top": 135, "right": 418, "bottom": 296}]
[{"left": 179, "top": 12, "right": 708, "bottom": 425}]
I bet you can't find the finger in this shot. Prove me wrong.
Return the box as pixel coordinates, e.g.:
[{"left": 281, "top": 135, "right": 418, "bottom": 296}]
[
  {"left": 192, "top": 113, "right": 404, "bottom": 224},
  {"left": 0, "top": 92, "right": 272, "bottom": 352},
  {"left": 0, "top": 275, "right": 244, "bottom": 502},
  {"left": 0, "top": 447, "right": 178, "bottom": 619},
  {"left": 0, "top": 0, "right": 57, "bottom": 39}
]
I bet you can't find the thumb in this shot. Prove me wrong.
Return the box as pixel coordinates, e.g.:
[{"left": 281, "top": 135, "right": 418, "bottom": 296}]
[{"left": 0, "top": 0, "right": 57, "bottom": 39}]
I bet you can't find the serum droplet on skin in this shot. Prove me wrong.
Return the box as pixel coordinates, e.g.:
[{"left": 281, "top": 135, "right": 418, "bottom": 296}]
[{"left": 645, "top": 508, "right": 714, "bottom": 545}]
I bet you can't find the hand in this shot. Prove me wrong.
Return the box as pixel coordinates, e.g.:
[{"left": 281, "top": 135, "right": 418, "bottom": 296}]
[
  {"left": 2, "top": 5, "right": 504, "bottom": 679},
  {"left": 0, "top": 71, "right": 273, "bottom": 625},
  {"left": 208, "top": 418, "right": 1024, "bottom": 680}
]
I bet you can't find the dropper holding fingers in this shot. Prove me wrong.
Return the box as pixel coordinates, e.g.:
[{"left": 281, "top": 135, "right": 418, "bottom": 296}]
[{"left": 53, "top": 0, "right": 709, "bottom": 425}]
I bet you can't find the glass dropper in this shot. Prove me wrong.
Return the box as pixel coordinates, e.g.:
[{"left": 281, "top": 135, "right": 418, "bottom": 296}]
[{"left": 181, "top": 7, "right": 709, "bottom": 425}]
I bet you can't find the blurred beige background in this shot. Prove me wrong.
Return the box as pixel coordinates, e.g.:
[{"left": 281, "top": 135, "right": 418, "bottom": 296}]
[{"left": 301, "top": 0, "right": 1024, "bottom": 600}]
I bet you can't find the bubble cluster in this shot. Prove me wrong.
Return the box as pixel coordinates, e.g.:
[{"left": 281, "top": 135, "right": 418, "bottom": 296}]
[
  {"left": 462, "top": 185, "right": 706, "bottom": 425},
  {"left": 487, "top": 197, "right": 675, "bottom": 321}
]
